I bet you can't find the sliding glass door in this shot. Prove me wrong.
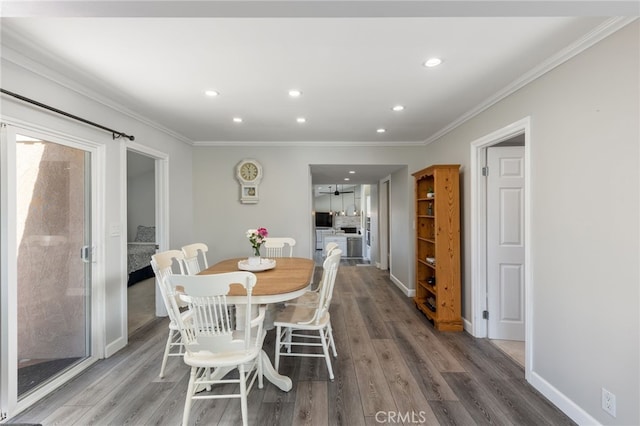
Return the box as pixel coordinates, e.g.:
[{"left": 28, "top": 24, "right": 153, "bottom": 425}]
[{"left": 1, "top": 124, "right": 99, "bottom": 418}]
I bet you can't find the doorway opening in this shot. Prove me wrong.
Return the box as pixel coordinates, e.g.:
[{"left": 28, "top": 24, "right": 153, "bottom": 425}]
[
  {"left": 124, "top": 144, "right": 169, "bottom": 338},
  {"left": 470, "top": 117, "right": 532, "bottom": 376},
  {"left": 126, "top": 150, "right": 157, "bottom": 335}
]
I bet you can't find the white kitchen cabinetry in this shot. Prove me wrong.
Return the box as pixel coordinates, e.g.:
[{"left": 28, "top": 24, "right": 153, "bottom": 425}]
[{"left": 316, "top": 228, "right": 335, "bottom": 250}]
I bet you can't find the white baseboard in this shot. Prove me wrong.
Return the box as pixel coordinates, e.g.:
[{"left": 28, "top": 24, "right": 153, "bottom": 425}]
[
  {"left": 529, "top": 371, "right": 600, "bottom": 425},
  {"left": 463, "top": 317, "right": 474, "bottom": 334},
  {"left": 105, "top": 335, "right": 127, "bottom": 358},
  {"left": 390, "top": 273, "right": 414, "bottom": 297}
]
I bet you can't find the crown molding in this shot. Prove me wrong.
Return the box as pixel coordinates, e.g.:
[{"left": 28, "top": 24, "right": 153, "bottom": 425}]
[
  {"left": 2, "top": 16, "right": 635, "bottom": 148},
  {"left": 193, "top": 140, "right": 425, "bottom": 147},
  {"left": 423, "top": 16, "right": 638, "bottom": 146},
  {"left": 3, "top": 1, "right": 639, "bottom": 18},
  {"left": 1, "top": 28, "right": 194, "bottom": 146}
]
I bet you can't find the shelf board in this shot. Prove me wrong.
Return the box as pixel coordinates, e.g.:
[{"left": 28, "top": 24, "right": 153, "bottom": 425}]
[
  {"left": 417, "top": 280, "right": 437, "bottom": 295},
  {"left": 417, "top": 237, "right": 436, "bottom": 243},
  {"left": 417, "top": 259, "right": 437, "bottom": 269},
  {"left": 416, "top": 302, "right": 436, "bottom": 319}
]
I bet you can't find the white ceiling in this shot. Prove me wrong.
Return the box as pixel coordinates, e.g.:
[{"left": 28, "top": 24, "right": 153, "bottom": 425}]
[
  {"left": 1, "top": 2, "right": 635, "bottom": 182},
  {"left": 311, "top": 164, "right": 405, "bottom": 186}
]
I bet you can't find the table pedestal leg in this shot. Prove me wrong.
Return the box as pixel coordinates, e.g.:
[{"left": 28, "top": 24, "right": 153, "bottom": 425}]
[
  {"left": 229, "top": 305, "right": 292, "bottom": 391},
  {"left": 260, "top": 349, "right": 292, "bottom": 391}
]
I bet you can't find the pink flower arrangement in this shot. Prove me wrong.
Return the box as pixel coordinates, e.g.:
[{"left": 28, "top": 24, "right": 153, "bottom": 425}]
[{"left": 246, "top": 227, "right": 268, "bottom": 256}]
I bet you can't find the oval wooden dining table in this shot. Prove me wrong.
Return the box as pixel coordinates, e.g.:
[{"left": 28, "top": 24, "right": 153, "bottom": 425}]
[
  {"left": 198, "top": 256, "right": 316, "bottom": 392},
  {"left": 200, "top": 257, "right": 315, "bottom": 304}
]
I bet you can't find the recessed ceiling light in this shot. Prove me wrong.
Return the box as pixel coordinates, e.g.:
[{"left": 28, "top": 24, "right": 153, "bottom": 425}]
[
  {"left": 296, "top": 117, "right": 306, "bottom": 123},
  {"left": 205, "top": 90, "right": 219, "bottom": 97},
  {"left": 377, "top": 128, "right": 386, "bottom": 133},
  {"left": 424, "top": 58, "right": 442, "bottom": 68},
  {"left": 392, "top": 105, "right": 405, "bottom": 112},
  {"left": 349, "top": 170, "right": 355, "bottom": 174},
  {"left": 344, "top": 178, "right": 350, "bottom": 181},
  {"left": 233, "top": 117, "right": 243, "bottom": 123},
  {"left": 289, "top": 90, "right": 302, "bottom": 97}
]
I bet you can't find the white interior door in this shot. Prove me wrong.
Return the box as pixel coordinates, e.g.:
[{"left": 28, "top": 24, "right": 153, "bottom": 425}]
[{"left": 487, "top": 146, "right": 525, "bottom": 341}]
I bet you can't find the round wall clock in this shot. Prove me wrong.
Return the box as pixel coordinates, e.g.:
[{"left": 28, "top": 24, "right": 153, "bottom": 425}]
[{"left": 236, "top": 159, "right": 263, "bottom": 203}]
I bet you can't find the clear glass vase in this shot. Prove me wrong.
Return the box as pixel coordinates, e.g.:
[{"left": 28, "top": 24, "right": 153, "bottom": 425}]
[{"left": 248, "top": 246, "right": 261, "bottom": 265}]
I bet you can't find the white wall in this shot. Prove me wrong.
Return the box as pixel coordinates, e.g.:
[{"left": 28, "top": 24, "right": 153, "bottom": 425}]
[
  {"left": 389, "top": 168, "right": 411, "bottom": 289},
  {"left": 192, "top": 145, "right": 419, "bottom": 289},
  {"left": 126, "top": 154, "right": 155, "bottom": 241},
  {"left": 1, "top": 46, "right": 194, "bottom": 354},
  {"left": 422, "top": 22, "right": 639, "bottom": 425}
]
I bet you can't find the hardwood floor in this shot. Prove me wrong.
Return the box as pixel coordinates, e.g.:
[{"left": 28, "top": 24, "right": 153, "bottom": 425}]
[
  {"left": 127, "top": 277, "right": 156, "bottom": 336},
  {"left": 9, "top": 264, "right": 574, "bottom": 426}
]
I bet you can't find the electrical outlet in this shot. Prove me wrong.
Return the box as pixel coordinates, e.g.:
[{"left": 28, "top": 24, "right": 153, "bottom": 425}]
[{"left": 602, "top": 388, "right": 616, "bottom": 417}]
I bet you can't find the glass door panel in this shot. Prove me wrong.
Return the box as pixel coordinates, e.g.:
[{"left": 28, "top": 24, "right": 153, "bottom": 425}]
[{"left": 15, "top": 134, "right": 91, "bottom": 398}]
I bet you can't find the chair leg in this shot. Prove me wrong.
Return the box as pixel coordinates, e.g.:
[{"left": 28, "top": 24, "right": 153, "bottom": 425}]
[
  {"left": 327, "top": 322, "right": 338, "bottom": 357},
  {"left": 285, "top": 328, "right": 292, "bottom": 353},
  {"left": 320, "top": 326, "right": 335, "bottom": 381},
  {"left": 257, "top": 351, "right": 264, "bottom": 389},
  {"left": 182, "top": 367, "right": 197, "bottom": 426},
  {"left": 275, "top": 325, "right": 282, "bottom": 371},
  {"left": 239, "top": 364, "right": 249, "bottom": 426},
  {"left": 159, "top": 329, "right": 173, "bottom": 378}
]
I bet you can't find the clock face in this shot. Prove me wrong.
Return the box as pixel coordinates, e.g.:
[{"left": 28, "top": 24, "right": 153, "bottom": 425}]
[{"left": 240, "top": 162, "right": 258, "bottom": 181}]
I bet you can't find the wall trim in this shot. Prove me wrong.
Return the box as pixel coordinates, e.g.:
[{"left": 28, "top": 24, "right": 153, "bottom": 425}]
[
  {"left": 4, "top": 17, "right": 635, "bottom": 149},
  {"left": 529, "top": 371, "right": 600, "bottom": 425},
  {"left": 424, "top": 16, "right": 637, "bottom": 146},
  {"left": 193, "top": 140, "right": 425, "bottom": 147},
  {"left": 0, "top": 35, "right": 193, "bottom": 146},
  {"left": 390, "top": 273, "right": 413, "bottom": 297},
  {"left": 104, "top": 336, "right": 127, "bottom": 359}
]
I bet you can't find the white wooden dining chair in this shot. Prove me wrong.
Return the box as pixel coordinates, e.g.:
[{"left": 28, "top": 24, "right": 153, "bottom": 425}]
[
  {"left": 181, "top": 242, "right": 209, "bottom": 275},
  {"left": 274, "top": 249, "right": 341, "bottom": 380},
  {"left": 264, "top": 237, "right": 296, "bottom": 258},
  {"left": 168, "top": 272, "right": 266, "bottom": 426},
  {"left": 150, "top": 250, "right": 187, "bottom": 378},
  {"left": 286, "top": 249, "right": 342, "bottom": 307},
  {"left": 324, "top": 241, "right": 339, "bottom": 257}
]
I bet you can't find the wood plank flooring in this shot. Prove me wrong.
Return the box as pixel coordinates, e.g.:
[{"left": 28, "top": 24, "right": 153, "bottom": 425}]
[{"left": 9, "top": 264, "right": 575, "bottom": 426}]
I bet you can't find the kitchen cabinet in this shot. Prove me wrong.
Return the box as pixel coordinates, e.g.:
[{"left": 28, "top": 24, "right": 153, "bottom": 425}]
[{"left": 315, "top": 228, "right": 335, "bottom": 250}]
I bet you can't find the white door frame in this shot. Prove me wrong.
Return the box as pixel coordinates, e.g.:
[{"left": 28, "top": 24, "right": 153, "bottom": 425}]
[
  {"left": 378, "top": 177, "right": 390, "bottom": 271},
  {"left": 470, "top": 117, "right": 532, "bottom": 377},
  {"left": 122, "top": 142, "right": 170, "bottom": 328}
]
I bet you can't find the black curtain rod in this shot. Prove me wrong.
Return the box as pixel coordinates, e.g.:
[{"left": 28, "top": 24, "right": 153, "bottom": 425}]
[{"left": 1, "top": 88, "right": 135, "bottom": 141}]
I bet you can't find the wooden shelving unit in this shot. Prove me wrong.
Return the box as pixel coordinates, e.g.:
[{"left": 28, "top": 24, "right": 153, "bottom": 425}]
[{"left": 413, "top": 164, "right": 462, "bottom": 331}]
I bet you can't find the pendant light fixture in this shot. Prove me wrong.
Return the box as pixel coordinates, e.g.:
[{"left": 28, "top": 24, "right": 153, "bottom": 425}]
[
  {"left": 329, "top": 189, "right": 333, "bottom": 215},
  {"left": 353, "top": 190, "right": 357, "bottom": 216}
]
